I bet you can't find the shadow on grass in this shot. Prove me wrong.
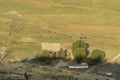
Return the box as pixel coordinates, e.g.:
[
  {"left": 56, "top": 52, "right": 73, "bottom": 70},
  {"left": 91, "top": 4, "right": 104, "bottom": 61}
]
[{"left": 20, "top": 55, "right": 62, "bottom": 66}]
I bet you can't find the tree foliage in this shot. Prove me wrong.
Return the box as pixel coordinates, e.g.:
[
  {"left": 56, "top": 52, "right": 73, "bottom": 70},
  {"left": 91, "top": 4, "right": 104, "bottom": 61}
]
[
  {"left": 74, "top": 48, "right": 87, "bottom": 63},
  {"left": 72, "top": 40, "right": 89, "bottom": 63},
  {"left": 72, "top": 40, "right": 87, "bottom": 54},
  {"left": 90, "top": 49, "right": 105, "bottom": 65}
]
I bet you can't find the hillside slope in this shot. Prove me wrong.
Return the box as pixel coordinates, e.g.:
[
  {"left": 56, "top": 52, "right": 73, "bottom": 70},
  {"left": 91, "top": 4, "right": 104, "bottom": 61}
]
[{"left": 0, "top": 0, "right": 120, "bottom": 61}]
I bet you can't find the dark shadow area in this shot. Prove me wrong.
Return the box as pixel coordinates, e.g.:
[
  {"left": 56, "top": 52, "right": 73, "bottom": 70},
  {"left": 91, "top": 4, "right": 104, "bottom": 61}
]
[
  {"left": 85, "top": 43, "right": 90, "bottom": 55},
  {"left": 19, "top": 55, "right": 120, "bottom": 80},
  {"left": 92, "top": 62, "right": 120, "bottom": 80},
  {"left": 0, "top": 57, "right": 120, "bottom": 80},
  {"left": 20, "top": 55, "right": 62, "bottom": 66}
]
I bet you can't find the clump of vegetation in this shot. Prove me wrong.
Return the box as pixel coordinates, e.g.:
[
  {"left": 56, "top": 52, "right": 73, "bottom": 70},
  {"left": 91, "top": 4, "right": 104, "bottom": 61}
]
[
  {"left": 57, "top": 48, "right": 66, "bottom": 59},
  {"left": 72, "top": 40, "right": 89, "bottom": 63},
  {"left": 72, "top": 40, "right": 86, "bottom": 54},
  {"left": 89, "top": 49, "right": 105, "bottom": 65},
  {"left": 72, "top": 40, "right": 105, "bottom": 65},
  {"left": 38, "top": 49, "right": 65, "bottom": 65},
  {"left": 39, "top": 49, "right": 65, "bottom": 59},
  {"left": 74, "top": 48, "right": 87, "bottom": 63},
  {"left": 39, "top": 50, "right": 52, "bottom": 61}
]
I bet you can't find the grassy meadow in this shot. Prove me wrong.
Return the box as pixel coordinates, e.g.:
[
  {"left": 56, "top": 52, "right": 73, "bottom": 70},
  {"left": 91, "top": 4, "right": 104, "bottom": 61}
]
[{"left": 0, "top": 0, "right": 120, "bottom": 61}]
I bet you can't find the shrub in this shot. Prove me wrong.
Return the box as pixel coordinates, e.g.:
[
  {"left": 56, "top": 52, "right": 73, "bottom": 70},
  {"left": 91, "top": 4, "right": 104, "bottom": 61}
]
[
  {"left": 39, "top": 50, "right": 52, "bottom": 61},
  {"left": 72, "top": 40, "right": 86, "bottom": 54},
  {"left": 38, "top": 51, "right": 54, "bottom": 65},
  {"left": 57, "top": 48, "right": 66, "bottom": 58},
  {"left": 90, "top": 49, "right": 105, "bottom": 65},
  {"left": 38, "top": 49, "right": 65, "bottom": 65},
  {"left": 74, "top": 48, "right": 87, "bottom": 63},
  {"left": 71, "top": 40, "right": 89, "bottom": 63}
]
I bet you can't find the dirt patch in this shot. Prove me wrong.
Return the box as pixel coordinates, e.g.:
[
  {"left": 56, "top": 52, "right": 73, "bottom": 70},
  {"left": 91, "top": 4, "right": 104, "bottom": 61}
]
[
  {"left": 21, "top": 37, "right": 36, "bottom": 42},
  {"left": 4, "top": 11, "right": 23, "bottom": 17}
]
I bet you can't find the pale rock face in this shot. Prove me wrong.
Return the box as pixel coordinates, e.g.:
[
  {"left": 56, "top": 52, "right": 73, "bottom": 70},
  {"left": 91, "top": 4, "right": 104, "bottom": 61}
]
[{"left": 41, "top": 43, "right": 61, "bottom": 52}]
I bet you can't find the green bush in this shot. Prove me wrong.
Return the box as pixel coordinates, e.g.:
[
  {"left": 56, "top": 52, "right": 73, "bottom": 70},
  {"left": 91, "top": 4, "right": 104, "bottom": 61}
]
[
  {"left": 72, "top": 40, "right": 89, "bottom": 63},
  {"left": 72, "top": 40, "right": 86, "bottom": 54},
  {"left": 90, "top": 49, "right": 105, "bottom": 65},
  {"left": 74, "top": 48, "right": 87, "bottom": 63},
  {"left": 39, "top": 50, "right": 52, "bottom": 61},
  {"left": 38, "top": 49, "right": 65, "bottom": 65}
]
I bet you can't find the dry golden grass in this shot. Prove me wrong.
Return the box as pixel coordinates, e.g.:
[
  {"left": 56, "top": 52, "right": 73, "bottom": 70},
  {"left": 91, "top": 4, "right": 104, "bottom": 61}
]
[
  {"left": 0, "top": 0, "right": 120, "bottom": 61},
  {"left": 11, "top": 0, "right": 58, "bottom": 8},
  {"left": 50, "top": 25, "right": 120, "bottom": 59}
]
